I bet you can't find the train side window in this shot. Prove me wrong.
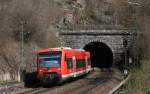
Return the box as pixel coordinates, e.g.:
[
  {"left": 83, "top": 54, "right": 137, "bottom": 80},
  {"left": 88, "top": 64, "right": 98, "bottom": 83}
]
[
  {"left": 76, "top": 59, "right": 86, "bottom": 68},
  {"left": 83, "top": 59, "right": 86, "bottom": 66},
  {"left": 76, "top": 60, "right": 80, "bottom": 68},
  {"left": 66, "top": 58, "right": 73, "bottom": 69}
]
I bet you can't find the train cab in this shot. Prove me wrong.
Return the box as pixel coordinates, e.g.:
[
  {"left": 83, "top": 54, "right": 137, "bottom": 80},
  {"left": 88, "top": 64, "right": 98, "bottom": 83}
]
[{"left": 35, "top": 47, "right": 92, "bottom": 85}]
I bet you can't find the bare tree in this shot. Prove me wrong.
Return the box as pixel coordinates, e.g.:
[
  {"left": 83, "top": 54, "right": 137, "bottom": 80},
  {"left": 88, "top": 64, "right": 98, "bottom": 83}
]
[{"left": 0, "top": 0, "right": 63, "bottom": 81}]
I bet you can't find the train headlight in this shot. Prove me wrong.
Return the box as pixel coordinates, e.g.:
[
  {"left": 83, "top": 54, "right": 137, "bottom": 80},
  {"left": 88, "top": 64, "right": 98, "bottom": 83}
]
[{"left": 39, "top": 69, "right": 43, "bottom": 72}]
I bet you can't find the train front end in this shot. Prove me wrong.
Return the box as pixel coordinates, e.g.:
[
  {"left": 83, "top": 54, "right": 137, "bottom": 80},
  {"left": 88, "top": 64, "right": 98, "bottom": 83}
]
[{"left": 35, "top": 49, "right": 62, "bottom": 85}]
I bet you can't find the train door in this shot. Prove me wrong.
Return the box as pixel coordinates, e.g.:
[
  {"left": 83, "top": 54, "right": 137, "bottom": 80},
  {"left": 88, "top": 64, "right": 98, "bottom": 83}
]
[
  {"left": 85, "top": 56, "right": 88, "bottom": 73},
  {"left": 72, "top": 56, "right": 76, "bottom": 77}
]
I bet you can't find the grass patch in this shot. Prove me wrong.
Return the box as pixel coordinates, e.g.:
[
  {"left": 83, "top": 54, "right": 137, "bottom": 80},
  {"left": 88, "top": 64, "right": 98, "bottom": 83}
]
[{"left": 116, "top": 60, "right": 150, "bottom": 94}]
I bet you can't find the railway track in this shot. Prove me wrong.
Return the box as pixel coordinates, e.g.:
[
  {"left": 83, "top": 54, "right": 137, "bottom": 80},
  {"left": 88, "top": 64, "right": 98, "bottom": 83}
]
[
  {"left": 16, "top": 87, "right": 59, "bottom": 94},
  {"left": 17, "top": 88, "right": 46, "bottom": 94},
  {"left": 68, "top": 78, "right": 108, "bottom": 94},
  {"left": 11, "top": 68, "right": 126, "bottom": 94}
]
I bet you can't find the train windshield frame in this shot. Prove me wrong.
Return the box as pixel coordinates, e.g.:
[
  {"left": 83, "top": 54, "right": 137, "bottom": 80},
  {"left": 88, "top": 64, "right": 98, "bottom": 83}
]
[{"left": 38, "top": 51, "right": 62, "bottom": 68}]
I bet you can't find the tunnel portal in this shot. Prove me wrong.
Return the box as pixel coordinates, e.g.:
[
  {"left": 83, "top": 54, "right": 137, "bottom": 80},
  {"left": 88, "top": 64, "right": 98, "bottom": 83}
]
[{"left": 84, "top": 42, "right": 113, "bottom": 68}]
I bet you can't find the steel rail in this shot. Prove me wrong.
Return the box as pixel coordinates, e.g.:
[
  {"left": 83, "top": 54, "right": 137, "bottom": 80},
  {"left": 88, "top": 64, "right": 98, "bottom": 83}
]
[{"left": 107, "top": 74, "right": 131, "bottom": 94}]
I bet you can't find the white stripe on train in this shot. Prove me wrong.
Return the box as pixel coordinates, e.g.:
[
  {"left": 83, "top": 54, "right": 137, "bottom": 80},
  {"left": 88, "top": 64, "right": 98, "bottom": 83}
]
[{"left": 62, "top": 68, "right": 92, "bottom": 78}]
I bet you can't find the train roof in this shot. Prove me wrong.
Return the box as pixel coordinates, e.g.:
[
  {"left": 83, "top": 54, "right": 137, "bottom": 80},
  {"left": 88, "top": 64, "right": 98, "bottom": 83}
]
[{"left": 34, "top": 47, "right": 86, "bottom": 53}]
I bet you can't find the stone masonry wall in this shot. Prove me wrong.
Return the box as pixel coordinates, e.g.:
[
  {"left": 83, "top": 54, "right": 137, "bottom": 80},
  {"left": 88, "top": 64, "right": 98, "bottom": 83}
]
[{"left": 59, "top": 30, "right": 136, "bottom": 64}]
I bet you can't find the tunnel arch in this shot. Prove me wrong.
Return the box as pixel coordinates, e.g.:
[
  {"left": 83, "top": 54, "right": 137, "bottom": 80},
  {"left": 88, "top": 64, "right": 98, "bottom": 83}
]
[{"left": 83, "top": 42, "right": 113, "bottom": 68}]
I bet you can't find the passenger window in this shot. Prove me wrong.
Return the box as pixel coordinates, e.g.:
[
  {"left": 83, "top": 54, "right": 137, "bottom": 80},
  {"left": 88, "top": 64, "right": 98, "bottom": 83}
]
[
  {"left": 76, "top": 59, "right": 86, "bottom": 68},
  {"left": 66, "top": 58, "right": 73, "bottom": 69}
]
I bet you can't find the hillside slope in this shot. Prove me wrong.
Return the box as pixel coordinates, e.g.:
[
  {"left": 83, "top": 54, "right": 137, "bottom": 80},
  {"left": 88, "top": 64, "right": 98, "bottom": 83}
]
[
  {"left": 0, "top": 0, "right": 149, "bottom": 83},
  {"left": 0, "top": 0, "right": 62, "bottom": 80}
]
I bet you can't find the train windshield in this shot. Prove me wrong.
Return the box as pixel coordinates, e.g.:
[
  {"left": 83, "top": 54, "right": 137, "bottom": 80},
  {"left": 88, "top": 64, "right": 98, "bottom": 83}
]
[{"left": 38, "top": 51, "right": 61, "bottom": 68}]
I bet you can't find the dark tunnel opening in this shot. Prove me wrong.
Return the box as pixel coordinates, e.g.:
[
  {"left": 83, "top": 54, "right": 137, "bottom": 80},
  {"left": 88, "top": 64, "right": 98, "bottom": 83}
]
[{"left": 84, "top": 42, "right": 113, "bottom": 68}]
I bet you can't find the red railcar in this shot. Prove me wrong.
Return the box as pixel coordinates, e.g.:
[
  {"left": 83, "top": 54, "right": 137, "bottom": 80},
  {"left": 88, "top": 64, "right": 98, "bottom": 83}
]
[{"left": 35, "top": 47, "right": 92, "bottom": 85}]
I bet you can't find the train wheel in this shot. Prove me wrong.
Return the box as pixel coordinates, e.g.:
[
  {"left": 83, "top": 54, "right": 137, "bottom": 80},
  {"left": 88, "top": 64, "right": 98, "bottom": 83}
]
[{"left": 24, "top": 72, "right": 38, "bottom": 87}]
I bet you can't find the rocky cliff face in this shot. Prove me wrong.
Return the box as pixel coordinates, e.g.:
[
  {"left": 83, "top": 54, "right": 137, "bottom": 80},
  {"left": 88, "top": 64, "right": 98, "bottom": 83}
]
[{"left": 56, "top": 0, "right": 138, "bottom": 30}]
